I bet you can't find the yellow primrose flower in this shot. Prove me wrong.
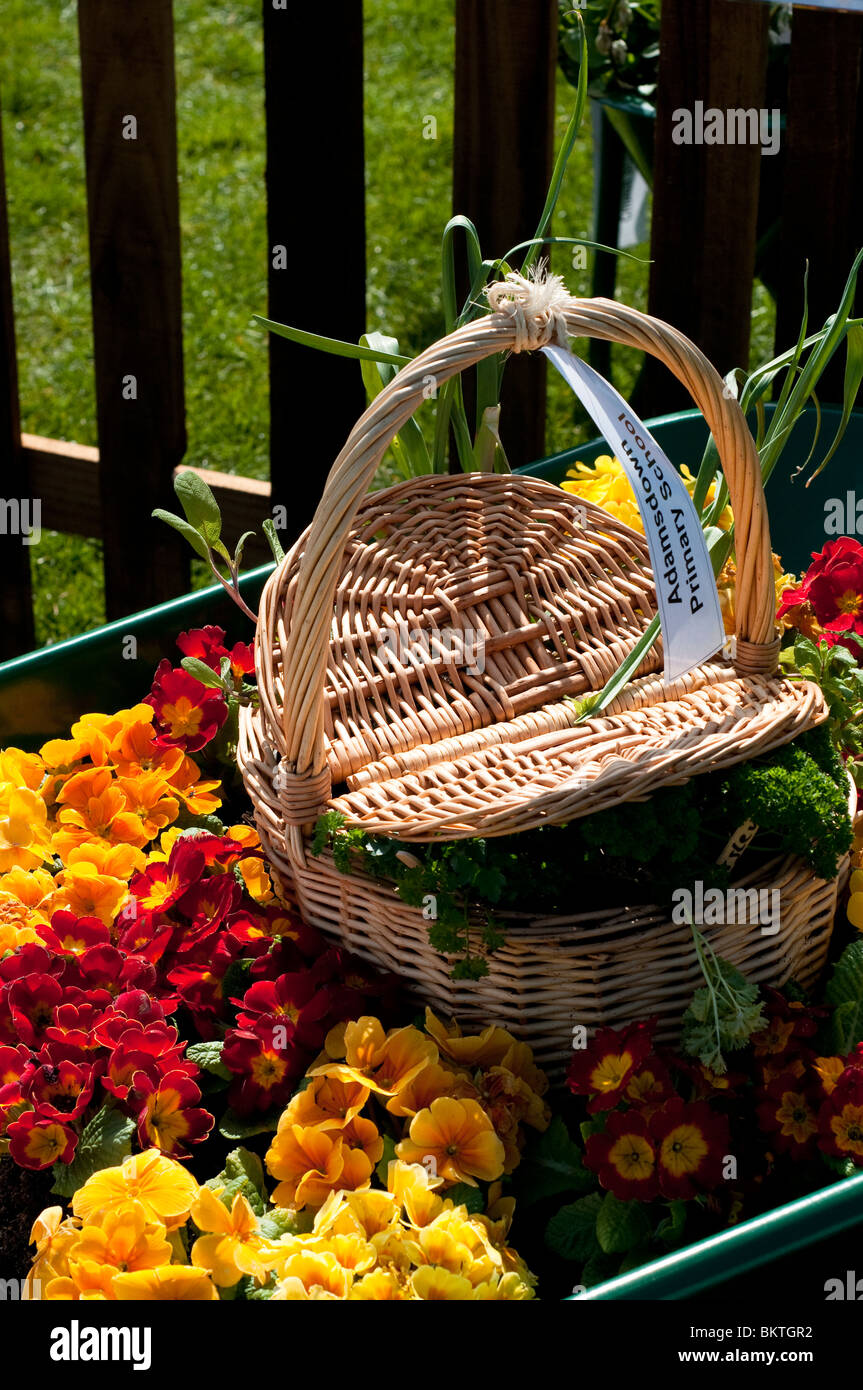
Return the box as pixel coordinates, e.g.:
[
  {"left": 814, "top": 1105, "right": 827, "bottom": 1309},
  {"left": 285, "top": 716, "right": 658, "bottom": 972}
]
[
  {"left": 265, "top": 1125, "right": 352, "bottom": 1209},
  {"left": 163, "top": 755, "right": 222, "bottom": 816},
  {"left": 278, "top": 1074, "right": 370, "bottom": 1132},
  {"left": 813, "top": 1056, "right": 845, "bottom": 1097},
  {"left": 26, "top": 1207, "right": 82, "bottom": 1295},
  {"left": 113, "top": 1266, "right": 219, "bottom": 1300},
  {"left": 0, "top": 784, "right": 53, "bottom": 873},
  {"left": 271, "top": 1251, "right": 353, "bottom": 1300},
  {"left": 498, "top": 1041, "right": 549, "bottom": 1098},
  {"left": 319, "top": 1232, "right": 377, "bottom": 1274},
  {"left": 410, "top": 1265, "right": 478, "bottom": 1300},
  {"left": 385, "top": 1061, "right": 469, "bottom": 1119},
  {"left": 54, "top": 861, "right": 129, "bottom": 927},
  {"left": 848, "top": 892, "right": 863, "bottom": 932},
  {"left": 424, "top": 1009, "right": 516, "bottom": 1068},
  {"left": 717, "top": 553, "right": 796, "bottom": 638},
  {"left": 63, "top": 841, "right": 146, "bottom": 881},
  {"left": 0, "top": 902, "right": 40, "bottom": 952},
  {"left": 0, "top": 865, "right": 57, "bottom": 920},
  {"left": 416, "top": 1219, "right": 483, "bottom": 1279},
  {"left": 114, "top": 772, "right": 180, "bottom": 841},
  {"left": 314, "top": 1186, "right": 400, "bottom": 1240},
  {"left": 72, "top": 1150, "right": 199, "bottom": 1231},
  {"left": 228, "top": 823, "right": 261, "bottom": 850},
  {"left": 190, "top": 1187, "right": 278, "bottom": 1287},
  {"left": 45, "top": 1260, "right": 114, "bottom": 1300},
  {"left": 313, "top": 1016, "right": 438, "bottom": 1098},
  {"left": 387, "top": 1160, "right": 446, "bottom": 1228},
  {"left": 397, "top": 1096, "right": 506, "bottom": 1186},
  {"left": 349, "top": 1269, "right": 410, "bottom": 1300},
  {"left": 560, "top": 455, "right": 732, "bottom": 537},
  {"left": 471, "top": 1270, "right": 536, "bottom": 1300},
  {"left": 72, "top": 1201, "right": 173, "bottom": 1274},
  {"left": 237, "top": 856, "right": 273, "bottom": 904},
  {"left": 145, "top": 826, "right": 187, "bottom": 864},
  {"left": 0, "top": 748, "right": 45, "bottom": 791}
]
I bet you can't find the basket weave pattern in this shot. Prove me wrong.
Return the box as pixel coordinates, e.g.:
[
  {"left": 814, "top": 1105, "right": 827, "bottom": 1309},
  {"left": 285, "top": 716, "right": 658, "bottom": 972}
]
[{"left": 239, "top": 294, "right": 847, "bottom": 1068}]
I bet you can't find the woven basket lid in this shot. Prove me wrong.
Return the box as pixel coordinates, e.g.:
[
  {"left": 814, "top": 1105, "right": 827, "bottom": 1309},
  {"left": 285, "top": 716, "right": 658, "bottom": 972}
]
[{"left": 243, "top": 290, "right": 826, "bottom": 842}]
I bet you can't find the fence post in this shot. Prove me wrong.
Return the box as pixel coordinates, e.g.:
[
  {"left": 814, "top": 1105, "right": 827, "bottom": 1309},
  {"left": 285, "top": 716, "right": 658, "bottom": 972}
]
[
  {"left": 0, "top": 97, "right": 34, "bottom": 660},
  {"left": 775, "top": 8, "right": 863, "bottom": 400},
  {"left": 645, "top": 0, "right": 769, "bottom": 414},
  {"left": 0, "top": 98, "right": 35, "bottom": 659},
  {"left": 453, "top": 0, "right": 558, "bottom": 468},
  {"left": 263, "top": 0, "right": 366, "bottom": 546},
  {"left": 78, "top": 0, "right": 188, "bottom": 622}
]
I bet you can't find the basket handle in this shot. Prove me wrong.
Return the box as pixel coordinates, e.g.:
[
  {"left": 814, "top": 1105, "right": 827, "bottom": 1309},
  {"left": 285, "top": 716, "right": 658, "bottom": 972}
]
[{"left": 268, "top": 291, "right": 777, "bottom": 820}]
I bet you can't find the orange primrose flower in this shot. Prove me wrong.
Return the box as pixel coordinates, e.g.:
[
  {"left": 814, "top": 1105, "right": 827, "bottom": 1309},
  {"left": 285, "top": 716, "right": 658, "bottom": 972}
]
[{"left": 396, "top": 1096, "right": 506, "bottom": 1186}]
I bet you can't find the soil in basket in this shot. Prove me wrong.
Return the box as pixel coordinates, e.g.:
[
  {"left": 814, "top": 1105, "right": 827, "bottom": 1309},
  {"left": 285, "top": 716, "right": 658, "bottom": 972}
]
[{"left": 0, "top": 1160, "right": 54, "bottom": 1278}]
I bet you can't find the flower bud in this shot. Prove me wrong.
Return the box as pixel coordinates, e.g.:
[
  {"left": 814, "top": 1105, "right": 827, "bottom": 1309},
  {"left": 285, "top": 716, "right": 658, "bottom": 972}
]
[{"left": 595, "top": 21, "right": 613, "bottom": 56}]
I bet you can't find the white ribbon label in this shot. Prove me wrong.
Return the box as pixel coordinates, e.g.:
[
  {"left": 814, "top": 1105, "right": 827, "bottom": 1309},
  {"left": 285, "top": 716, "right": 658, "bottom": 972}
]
[{"left": 542, "top": 344, "right": 725, "bottom": 684}]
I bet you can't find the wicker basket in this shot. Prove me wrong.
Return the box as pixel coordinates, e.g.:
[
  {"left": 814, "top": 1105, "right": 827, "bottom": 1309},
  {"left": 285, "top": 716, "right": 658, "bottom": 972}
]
[{"left": 239, "top": 289, "right": 850, "bottom": 1074}]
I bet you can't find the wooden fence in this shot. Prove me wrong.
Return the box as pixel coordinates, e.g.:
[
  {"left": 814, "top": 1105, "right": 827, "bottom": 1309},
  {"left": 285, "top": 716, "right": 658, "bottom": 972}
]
[{"left": 1, "top": 0, "right": 861, "bottom": 662}]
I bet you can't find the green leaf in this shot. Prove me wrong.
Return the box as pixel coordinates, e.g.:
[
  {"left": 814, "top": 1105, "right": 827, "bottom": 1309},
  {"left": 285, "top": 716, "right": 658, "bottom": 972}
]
[
  {"left": 522, "top": 13, "right": 587, "bottom": 275},
  {"left": 174, "top": 469, "right": 222, "bottom": 544},
  {"left": 580, "top": 1250, "right": 619, "bottom": 1289},
  {"left": 50, "top": 1105, "right": 136, "bottom": 1198},
  {"left": 822, "top": 1153, "right": 859, "bottom": 1179},
  {"left": 656, "top": 1199, "right": 688, "bottom": 1247},
  {"left": 257, "top": 1208, "right": 299, "bottom": 1240},
  {"left": 359, "top": 330, "right": 400, "bottom": 401},
  {"left": 254, "top": 315, "right": 410, "bottom": 366},
  {"left": 471, "top": 404, "right": 509, "bottom": 475},
  {"left": 262, "top": 518, "right": 285, "bottom": 563},
  {"left": 152, "top": 508, "right": 211, "bottom": 561},
  {"left": 446, "top": 1183, "right": 487, "bottom": 1215},
  {"left": 595, "top": 1191, "right": 651, "bottom": 1255},
  {"left": 218, "top": 1108, "right": 281, "bottom": 1143},
  {"left": 359, "top": 332, "right": 431, "bottom": 478},
  {"left": 233, "top": 530, "right": 256, "bottom": 570},
  {"left": 806, "top": 322, "right": 863, "bottom": 483},
  {"left": 825, "top": 940, "right": 863, "bottom": 1053},
  {"left": 514, "top": 1116, "right": 593, "bottom": 1205},
  {"left": 573, "top": 616, "right": 660, "bottom": 723},
  {"left": 180, "top": 656, "right": 226, "bottom": 690},
  {"left": 186, "top": 1040, "right": 233, "bottom": 1082},
  {"left": 205, "top": 1147, "right": 268, "bottom": 1216},
  {"left": 375, "top": 1134, "right": 397, "bottom": 1187},
  {"left": 545, "top": 1193, "right": 603, "bottom": 1261},
  {"left": 441, "top": 215, "right": 483, "bottom": 334},
  {"left": 681, "top": 926, "right": 765, "bottom": 1073}
]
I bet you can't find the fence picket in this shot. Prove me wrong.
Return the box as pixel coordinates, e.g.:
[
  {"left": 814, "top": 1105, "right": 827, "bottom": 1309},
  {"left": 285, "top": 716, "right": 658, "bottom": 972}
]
[
  {"left": 453, "top": 0, "right": 557, "bottom": 468},
  {"left": 775, "top": 7, "right": 863, "bottom": 400},
  {"left": 77, "top": 0, "right": 188, "bottom": 622},
  {"left": 0, "top": 96, "right": 34, "bottom": 660},
  {"left": 263, "top": 0, "right": 366, "bottom": 546},
  {"left": 645, "top": 0, "right": 769, "bottom": 415}
]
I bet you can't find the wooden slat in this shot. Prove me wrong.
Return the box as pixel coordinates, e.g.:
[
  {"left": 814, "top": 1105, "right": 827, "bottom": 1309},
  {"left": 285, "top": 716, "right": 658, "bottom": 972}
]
[
  {"left": 645, "top": 0, "right": 769, "bottom": 413},
  {"left": 263, "top": 0, "right": 366, "bottom": 545},
  {"left": 78, "top": 0, "right": 188, "bottom": 620},
  {"left": 775, "top": 7, "right": 863, "bottom": 398},
  {"left": 20, "top": 435, "right": 273, "bottom": 567},
  {"left": 453, "top": 0, "right": 557, "bottom": 467},
  {"left": 0, "top": 96, "right": 35, "bottom": 659}
]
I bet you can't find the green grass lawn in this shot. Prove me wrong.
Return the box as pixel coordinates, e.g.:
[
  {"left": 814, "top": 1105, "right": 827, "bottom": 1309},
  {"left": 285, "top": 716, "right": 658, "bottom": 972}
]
[{"left": 1, "top": 1, "right": 771, "bottom": 649}]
